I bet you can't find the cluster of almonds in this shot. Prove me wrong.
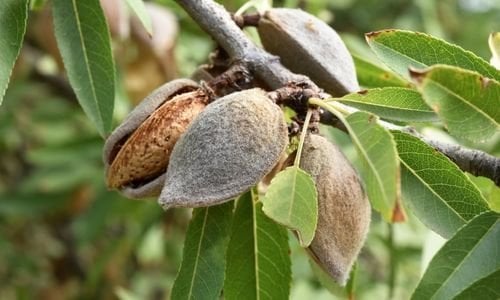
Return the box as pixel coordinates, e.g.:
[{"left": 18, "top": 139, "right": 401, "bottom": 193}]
[{"left": 103, "top": 8, "right": 370, "bottom": 285}]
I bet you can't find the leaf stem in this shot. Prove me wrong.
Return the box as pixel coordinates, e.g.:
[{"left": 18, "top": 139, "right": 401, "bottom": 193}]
[
  {"left": 294, "top": 109, "right": 313, "bottom": 166},
  {"left": 309, "top": 98, "right": 348, "bottom": 123},
  {"left": 321, "top": 98, "right": 353, "bottom": 116}
]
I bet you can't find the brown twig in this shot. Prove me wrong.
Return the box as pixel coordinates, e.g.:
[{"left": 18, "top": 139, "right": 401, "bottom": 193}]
[
  {"left": 174, "top": 0, "right": 313, "bottom": 90},
  {"left": 424, "top": 138, "right": 500, "bottom": 186},
  {"left": 232, "top": 13, "right": 261, "bottom": 28}
]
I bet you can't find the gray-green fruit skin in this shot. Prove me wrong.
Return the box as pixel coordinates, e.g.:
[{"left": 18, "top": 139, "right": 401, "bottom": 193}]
[
  {"left": 159, "top": 88, "right": 288, "bottom": 209},
  {"left": 103, "top": 78, "right": 199, "bottom": 199},
  {"left": 258, "top": 8, "right": 359, "bottom": 96},
  {"left": 300, "top": 134, "right": 370, "bottom": 286}
]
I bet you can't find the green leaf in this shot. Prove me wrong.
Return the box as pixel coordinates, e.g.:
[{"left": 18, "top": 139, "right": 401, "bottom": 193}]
[
  {"left": 0, "top": 0, "right": 29, "bottom": 105},
  {"left": 412, "top": 212, "right": 500, "bottom": 300},
  {"left": 344, "top": 111, "right": 400, "bottom": 221},
  {"left": 309, "top": 259, "right": 346, "bottom": 297},
  {"left": 353, "top": 54, "right": 408, "bottom": 88},
  {"left": 454, "top": 269, "right": 500, "bottom": 300},
  {"left": 125, "top": 0, "right": 153, "bottom": 36},
  {"left": 411, "top": 65, "right": 500, "bottom": 142},
  {"left": 338, "top": 87, "right": 438, "bottom": 122},
  {"left": 366, "top": 29, "right": 500, "bottom": 82},
  {"left": 225, "top": 191, "right": 291, "bottom": 300},
  {"left": 488, "top": 186, "right": 500, "bottom": 212},
  {"left": 345, "top": 262, "right": 358, "bottom": 299},
  {"left": 392, "top": 131, "right": 489, "bottom": 238},
  {"left": 52, "top": 0, "right": 115, "bottom": 136},
  {"left": 261, "top": 166, "right": 318, "bottom": 247},
  {"left": 309, "top": 99, "right": 401, "bottom": 221},
  {"left": 171, "top": 202, "right": 233, "bottom": 300}
]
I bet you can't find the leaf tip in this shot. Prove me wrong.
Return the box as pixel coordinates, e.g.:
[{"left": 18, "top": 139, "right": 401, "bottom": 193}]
[
  {"left": 479, "top": 76, "right": 493, "bottom": 89},
  {"left": 391, "top": 200, "right": 406, "bottom": 223},
  {"left": 365, "top": 30, "right": 382, "bottom": 41},
  {"left": 296, "top": 230, "right": 314, "bottom": 248},
  {"left": 408, "top": 67, "right": 427, "bottom": 84},
  {"left": 365, "top": 29, "right": 395, "bottom": 41}
]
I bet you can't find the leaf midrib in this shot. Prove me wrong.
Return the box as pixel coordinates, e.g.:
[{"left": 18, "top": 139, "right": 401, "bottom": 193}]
[
  {"left": 346, "top": 113, "right": 393, "bottom": 213},
  {"left": 370, "top": 32, "right": 499, "bottom": 81},
  {"left": 429, "top": 218, "right": 499, "bottom": 299},
  {"left": 252, "top": 196, "right": 261, "bottom": 300},
  {"left": 424, "top": 76, "right": 499, "bottom": 126},
  {"left": 286, "top": 168, "right": 298, "bottom": 225},
  {"left": 340, "top": 98, "right": 433, "bottom": 113},
  {"left": 187, "top": 208, "right": 209, "bottom": 299},
  {"left": 399, "top": 158, "right": 466, "bottom": 223},
  {"left": 320, "top": 102, "right": 395, "bottom": 216},
  {"left": 71, "top": 0, "right": 102, "bottom": 128},
  {"left": 370, "top": 40, "right": 428, "bottom": 74}
]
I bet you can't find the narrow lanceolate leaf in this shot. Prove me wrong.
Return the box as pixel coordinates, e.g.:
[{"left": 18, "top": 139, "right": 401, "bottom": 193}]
[
  {"left": 0, "top": 0, "right": 29, "bottom": 105},
  {"left": 366, "top": 29, "right": 500, "bottom": 82},
  {"left": 344, "top": 111, "right": 400, "bottom": 221},
  {"left": 353, "top": 54, "right": 408, "bottom": 88},
  {"left": 124, "top": 0, "right": 153, "bottom": 36},
  {"left": 261, "top": 166, "right": 318, "bottom": 247},
  {"left": 225, "top": 191, "right": 290, "bottom": 300},
  {"left": 171, "top": 202, "right": 233, "bottom": 300},
  {"left": 454, "top": 269, "right": 500, "bottom": 300},
  {"left": 311, "top": 99, "right": 401, "bottom": 221},
  {"left": 412, "top": 212, "right": 500, "bottom": 300},
  {"left": 52, "top": 0, "right": 115, "bottom": 136},
  {"left": 411, "top": 65, "right": 500, "bottom": 142},
  {"left": 338, "top": 87, "right": 437, "bottom": 122},
  {"left": 392, "top": 131, "right": 489, "bottom": 238}
]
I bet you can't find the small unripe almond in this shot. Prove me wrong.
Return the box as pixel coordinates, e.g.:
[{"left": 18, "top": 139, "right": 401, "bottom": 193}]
[
  {"left": 300, "top": 134, "right": 370, "bottom": 285},
  {"left": 258, "top": 8, "right": 359, "bottom": 96},
  {"left": 103, "top": 79, "right": 207, "bottom": 198},
  {"left": 159, "top": 88, "right": 288, "bottom": 209}
]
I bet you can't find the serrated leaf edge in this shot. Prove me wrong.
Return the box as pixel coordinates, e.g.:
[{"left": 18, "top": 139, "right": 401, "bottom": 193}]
[
  {"left": 366, "top": 29, "right": 498, "bottom": 81},
  {"left": 413, "top": 66, "right": 500, "bottom": 128}
]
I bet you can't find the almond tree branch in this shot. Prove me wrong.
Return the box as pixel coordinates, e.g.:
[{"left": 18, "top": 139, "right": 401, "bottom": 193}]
[
  {"left": 174, "top": 0, "right": 311, "bottom": 88},
  {"left": 174, "top": 0, "right": 500, "bottom": 186},
  {"left": 423, "top": 138, "right": 500, "bottom": 186}
]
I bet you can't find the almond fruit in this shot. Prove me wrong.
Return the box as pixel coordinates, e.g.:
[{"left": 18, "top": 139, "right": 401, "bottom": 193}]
[
  {"left": 103, "top": 79, "right": 207, "bottom": 198},
  {"left": 300, "top": 134, "right": 370, "bottom": 285},
  {"left": 258, "top": 8, "right": 359, "bottom": 96},
  {"left": 159, "top": 88, "right": 288, "bottom": 209}
]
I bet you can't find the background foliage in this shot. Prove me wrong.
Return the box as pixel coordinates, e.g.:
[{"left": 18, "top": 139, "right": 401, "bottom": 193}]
[{"left": 0, "top": 0, "right": 499, "bottom": 299}]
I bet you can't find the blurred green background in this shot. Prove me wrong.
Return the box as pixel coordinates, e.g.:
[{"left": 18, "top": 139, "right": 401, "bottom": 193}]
[{"left": 1, "top": 0, "right": 498, "bottom": 299}]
